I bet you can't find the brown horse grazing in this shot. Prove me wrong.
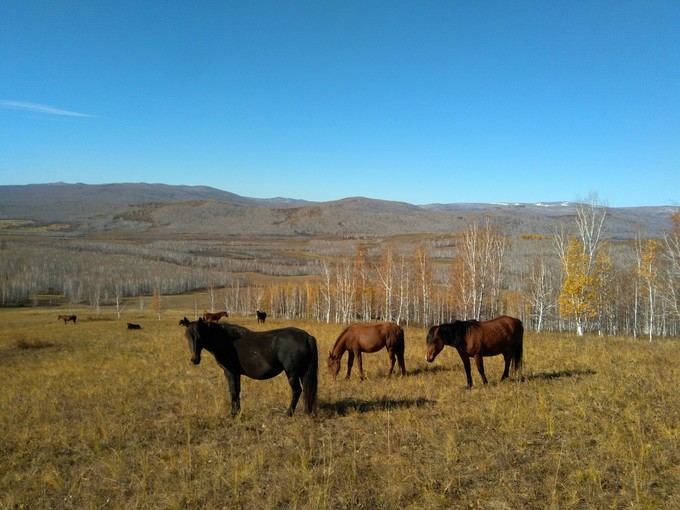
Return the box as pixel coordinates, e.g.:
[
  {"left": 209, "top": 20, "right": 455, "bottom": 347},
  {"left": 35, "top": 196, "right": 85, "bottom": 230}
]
[
  {"left": 57, "top": 314, "right": 77, "bottom": 325},
  {"left": 202, "top": 311, "right": 228, "bottom": 322},
  {"left": 426, "top": 315, "right": 523, "bottom": 389},
  {"left": 327, "top": 322, "right": 406, "bottom": 380}
]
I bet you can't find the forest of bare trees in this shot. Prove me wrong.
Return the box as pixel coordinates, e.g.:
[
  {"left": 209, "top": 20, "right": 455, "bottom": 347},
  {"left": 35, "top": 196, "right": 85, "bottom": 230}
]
[{"left": 2, "top": 200, "right": 679, "bottom": 338}]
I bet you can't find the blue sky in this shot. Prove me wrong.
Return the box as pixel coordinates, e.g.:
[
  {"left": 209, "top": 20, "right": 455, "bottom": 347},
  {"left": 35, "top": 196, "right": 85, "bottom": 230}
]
[{"left": 1, "top": 1, "right": 678, "bottom": 207}]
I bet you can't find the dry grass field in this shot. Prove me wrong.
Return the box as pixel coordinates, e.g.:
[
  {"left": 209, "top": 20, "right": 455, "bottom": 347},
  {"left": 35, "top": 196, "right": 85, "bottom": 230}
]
[{"left": 1, "top": 304, "right": 678, "bottom": 509}]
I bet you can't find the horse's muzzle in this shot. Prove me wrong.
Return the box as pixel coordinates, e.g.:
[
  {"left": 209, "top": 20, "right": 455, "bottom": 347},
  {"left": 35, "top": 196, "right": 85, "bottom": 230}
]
[
  {"left": 191, "top": 356, "right": 201, "bottom": 365},
  {"left": 426, "top": 356, "right": 434, "bottom": 363}
]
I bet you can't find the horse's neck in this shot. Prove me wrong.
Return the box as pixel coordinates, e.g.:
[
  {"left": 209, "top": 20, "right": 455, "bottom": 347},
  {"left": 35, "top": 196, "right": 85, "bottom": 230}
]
[
  {"left": 331, "top": 338, "right": 347, "bottom": 357},
  {"left": 206, "top": 334, "right": 237, "bottom": 365}
]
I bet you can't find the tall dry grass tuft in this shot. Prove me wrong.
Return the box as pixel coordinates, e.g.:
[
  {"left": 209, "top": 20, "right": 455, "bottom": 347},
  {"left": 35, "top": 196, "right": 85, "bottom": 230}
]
[{"left": 1, "top": 306, "right": 678, "bottom": 508}]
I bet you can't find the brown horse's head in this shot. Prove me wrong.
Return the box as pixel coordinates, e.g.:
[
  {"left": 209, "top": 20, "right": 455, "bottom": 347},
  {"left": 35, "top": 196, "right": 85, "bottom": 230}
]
[
  {"left": 327, "top": 352, "right": 342, "bottom": 379},
  {"left": 425, "top": 325, "right": 445, "bottom": 363}
]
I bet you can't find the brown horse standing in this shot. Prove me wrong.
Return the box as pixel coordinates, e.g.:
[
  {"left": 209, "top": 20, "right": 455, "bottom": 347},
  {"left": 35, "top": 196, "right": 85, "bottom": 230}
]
[
  {"left": 57, "top": 314, "right": 77, "bottom": 325},
  {"left": 327, "top": 322, "right": 406, "bottom": 380},
  {"left": 426, "top": 315, "right": 523, "bottom": 388},
  {"left": 202, "top": 311, "right": 228, "bottom": 322}
]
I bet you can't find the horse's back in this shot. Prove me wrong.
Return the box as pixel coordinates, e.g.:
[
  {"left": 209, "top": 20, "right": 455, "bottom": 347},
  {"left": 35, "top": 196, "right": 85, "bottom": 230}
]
[
  {"left": 235, "top": 327, "right": 316, "bottom": 378},
  {"left": 474, "top": 316, "right": 522, "bottom": 355}
]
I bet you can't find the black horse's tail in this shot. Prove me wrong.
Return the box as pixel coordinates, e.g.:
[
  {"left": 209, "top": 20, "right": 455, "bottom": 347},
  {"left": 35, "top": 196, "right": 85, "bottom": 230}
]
[
  {"left": 302, "top": 334, "right": 318, "bottom": 414},
  {"left": 512, "top": 320, "right": 524, "bottom": 374}
]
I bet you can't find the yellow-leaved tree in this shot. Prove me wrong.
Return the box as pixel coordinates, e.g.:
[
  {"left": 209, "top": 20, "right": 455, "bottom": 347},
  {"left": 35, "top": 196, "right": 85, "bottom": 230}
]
[
  {"left": 558, "top": 237, "right": 611, "bottom": 335},
  {"left": 556, "top": 196, "right": 609, "bottom": 335},
  {"left": 639, "top": 238, "right": 662, "bottom": 341}
]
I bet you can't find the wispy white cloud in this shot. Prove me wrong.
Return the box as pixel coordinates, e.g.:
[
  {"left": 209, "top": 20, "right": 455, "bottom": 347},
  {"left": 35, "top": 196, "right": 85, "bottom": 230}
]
[{"left": 0, "top": 100, "right": 98, "bottom": 118}]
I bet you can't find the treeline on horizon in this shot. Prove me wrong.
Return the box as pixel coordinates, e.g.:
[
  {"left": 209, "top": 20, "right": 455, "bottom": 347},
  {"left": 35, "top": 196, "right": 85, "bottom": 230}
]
[{"left": 1, "top": 200, "right": 679, "bottom": 339}]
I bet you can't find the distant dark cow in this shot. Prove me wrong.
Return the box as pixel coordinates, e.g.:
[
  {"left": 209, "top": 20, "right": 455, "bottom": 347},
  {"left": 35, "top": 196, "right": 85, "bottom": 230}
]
[
  {"left": 127, "top": 323, "right": 142, "bottom": 330},
  {"left": 57, "top": 314, "right": 77, "bottom": 325},
  {"left": 256, "top": 310, "right": 267, "bottom": 324},
  {"left": 179, "top": 317, "right": 191, "bottom": 327},
  {"left": 202, "top": 311, "right": 228, "bottom": 322}
]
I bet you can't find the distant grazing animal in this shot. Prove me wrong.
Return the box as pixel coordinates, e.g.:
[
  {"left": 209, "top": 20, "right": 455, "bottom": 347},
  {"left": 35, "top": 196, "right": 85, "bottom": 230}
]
[
  {"left": 256, "top": 310, "right": 267, "bottom": 324},
  {"left": 185, "top": 318, "right": 318, "bottom": 417},
  {"left": 57, "top": 314, "right": 77, "bottom": 325},
  {"left": 202, "top": 311, "right": 228, "bottom": 322},
  {"left": 426, "top": 315, "right": 523, "bottom": 389},
  {"left": 327, "top": 322, "right": 406, "bottom": 380},
  {"left": 127, "top": 323, "right": 141, "bottom": 330},
  {"left": 179, "top": 317, "right": 191, "bottom": 327}
]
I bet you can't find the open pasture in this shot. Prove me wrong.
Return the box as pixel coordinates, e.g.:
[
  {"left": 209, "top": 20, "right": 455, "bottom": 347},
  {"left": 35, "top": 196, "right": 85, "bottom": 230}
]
[{"left": 1, "top": 306, "right": 678, "bottom": 509}]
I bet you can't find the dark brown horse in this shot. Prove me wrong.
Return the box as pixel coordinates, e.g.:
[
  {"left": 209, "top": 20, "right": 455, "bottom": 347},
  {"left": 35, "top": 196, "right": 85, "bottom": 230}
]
[
  {"left": 256, "top": 310, "right": 267, "bottom": 324},
  {"left": 185, "top": 319, "right": 318, "bottom": 417},
  {"left": 57, "top": 314, "right": 77, "bottom": 325},
  {"left": 202, "top": 311, "right": 228, "bottom": 322},
  {"left": 327, "top": 322, "right": 406, "bottom": 380},
  {"left": 426, "top": 315, "right": 523, "bottom": 388},
  {"left": 127, "top": 323, "right": 142, "bottom": 330}
]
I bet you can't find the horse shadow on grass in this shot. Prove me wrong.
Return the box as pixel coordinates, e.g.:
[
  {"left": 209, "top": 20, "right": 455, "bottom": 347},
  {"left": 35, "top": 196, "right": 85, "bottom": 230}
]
[
  {"left": 319, "top": 397, "right": 435, "bottom": 417},
  {"left": 520, "top": 368, "right": 597, "bottom": 382},
  {"left": 406, "top": 364, "right": 452, "bottom": 377}
]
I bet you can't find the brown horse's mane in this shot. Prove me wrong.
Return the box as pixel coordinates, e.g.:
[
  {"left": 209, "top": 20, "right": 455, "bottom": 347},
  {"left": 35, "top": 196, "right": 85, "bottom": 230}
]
[{"left": 331, "top": 325, "right": 353, "bottom": 353}]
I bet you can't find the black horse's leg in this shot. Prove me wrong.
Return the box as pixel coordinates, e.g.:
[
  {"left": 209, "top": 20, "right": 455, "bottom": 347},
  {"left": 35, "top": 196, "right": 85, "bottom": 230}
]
[
  {"left": 501, "top": 352, "right": 511, "bottom": 381},
  {"left": 225, "top": 370, "right": 241, "bottom": 417},
  {"left": 458, "top": 350, "right": 473, "bottom": 389},
  {"left": 345, "top": 351, "right": 355, "bottom": 379},
  {"left": 386, "top": 348, "right": 396, "bottom": 377},
  {"left": 474, "top": 354, "right": 488, "bottom": 385},
  {"left": 286, "top": 374, "right": 302, "bottom": 417}
]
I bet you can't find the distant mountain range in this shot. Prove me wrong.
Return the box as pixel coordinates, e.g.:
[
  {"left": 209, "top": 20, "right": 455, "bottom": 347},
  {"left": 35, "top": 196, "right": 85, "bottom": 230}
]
[{"left": 0, "top": 182, "right": 675, "bottom": 239}]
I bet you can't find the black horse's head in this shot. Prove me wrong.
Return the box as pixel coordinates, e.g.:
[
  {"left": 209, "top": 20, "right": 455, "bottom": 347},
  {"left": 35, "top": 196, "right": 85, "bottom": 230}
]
[
  {"left": 425, "top": 325, "right": 445, "bottom": 363},
  {"left": 185, "top": 318, "right": 208, "bottom": 365}
]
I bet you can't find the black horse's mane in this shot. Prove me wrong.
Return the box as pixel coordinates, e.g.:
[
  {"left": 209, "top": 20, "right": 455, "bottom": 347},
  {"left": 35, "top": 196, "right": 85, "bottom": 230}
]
[
  {"left": 453, "top": 319, "right": 478, "bottom": 333},
  {"left": 216, "top": 321, "right": 252, "bottom": 339},
  {"left": 193, "top": 319, "right": 253, "bottom": 341}
]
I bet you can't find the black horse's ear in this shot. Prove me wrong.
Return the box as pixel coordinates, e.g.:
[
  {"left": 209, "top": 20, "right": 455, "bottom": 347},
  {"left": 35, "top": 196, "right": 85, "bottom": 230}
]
[{"left": 198, "top": 317, "right": 204, "bottom": 324}]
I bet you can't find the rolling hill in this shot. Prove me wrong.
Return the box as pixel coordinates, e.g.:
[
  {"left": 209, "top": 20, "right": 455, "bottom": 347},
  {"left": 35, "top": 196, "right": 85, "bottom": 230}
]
[{"left": 0, "top": 182, "right": 675, "bottom": 239}]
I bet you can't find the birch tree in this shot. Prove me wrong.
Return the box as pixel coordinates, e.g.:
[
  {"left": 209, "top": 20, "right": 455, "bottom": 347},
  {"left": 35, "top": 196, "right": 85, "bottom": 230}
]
[
  {"left": 638, "top": 239, "right": 662, "bottom": 341},
  {"left": 527, "top": 253, "right": 554, "bottom": 332},
  {"left": 376, "top": 246, "right": 395, "bottom": 321},
  {"left": 453, "top": 218, "right": 507, "bottom": 320},
  {"left": 414, "top": 243, "right": 433, "bottom": 326}
]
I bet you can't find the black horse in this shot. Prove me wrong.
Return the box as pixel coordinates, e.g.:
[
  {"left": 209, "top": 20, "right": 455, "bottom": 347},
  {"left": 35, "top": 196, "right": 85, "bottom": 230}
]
[
  {"left": 185, "top": 319, "right": 318, "bottom": 416},
  {"left": 256, "top": 310, "right": 267, "bottom": 324}
]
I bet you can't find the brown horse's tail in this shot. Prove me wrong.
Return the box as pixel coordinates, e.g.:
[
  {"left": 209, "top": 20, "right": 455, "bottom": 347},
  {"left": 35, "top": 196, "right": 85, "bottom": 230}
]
[
  {"left": 512, "top": 321, "right": 524, "bottom": 374},
  {"left": 395, "top": 326, "right": 406, "bottom": 355},
  {"left": 302, "top": 334, "right": 318, "bottom": 414},
  {"left": 395, "top": 325, "right": 406, "bottom": 375}
]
